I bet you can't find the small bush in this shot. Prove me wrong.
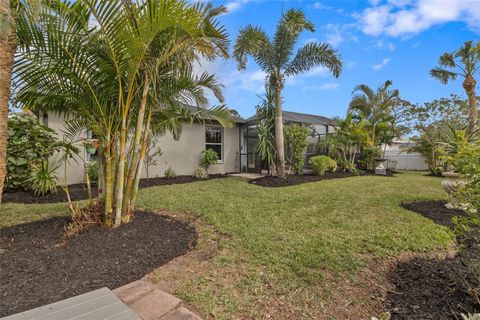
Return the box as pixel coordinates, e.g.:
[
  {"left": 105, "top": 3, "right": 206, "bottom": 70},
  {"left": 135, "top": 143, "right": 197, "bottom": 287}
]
[
  {"left": 5, "top": 113, "right": 58, "bottom": 191},
  {"left": 284, "top": 124, "right": 309, "bottom": 175},
  {"left": 309, "top": 155, "right": 337, "bottom": 176},
  {"left": 200, "top": 149, "right": 218, "bottom": 169},
  {"left": 193, "top": 167, "right": 208, "bottom": 179},
  {"left": 86, "top": 161, "right": 98, "bottom": 185},
  {"left": 27, "top": 161, "right": 59, "bottom": 196},
  {"left": 164, "top": 167, "right": 176, "bottom": 180}
]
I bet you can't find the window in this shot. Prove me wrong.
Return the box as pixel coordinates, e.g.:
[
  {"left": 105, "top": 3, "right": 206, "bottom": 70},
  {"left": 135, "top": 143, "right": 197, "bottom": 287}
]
[{"left": 205, "top": 125, "right": 223, "bottom": 161}]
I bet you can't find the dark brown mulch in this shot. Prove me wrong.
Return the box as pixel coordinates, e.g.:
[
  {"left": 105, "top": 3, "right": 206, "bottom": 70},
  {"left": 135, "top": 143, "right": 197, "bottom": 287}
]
[
  {"left": 386, "top": 200, "right": 480, "bottom": 319},
  {"left": 2, "top": 174, "right": 226, "bottom": 204},
  {"left": 0, "top": 212, "right": 197, "bottom": 317},
  {"left": 401, "top": 200, "right": 471, "bottom": 228},
  {"left": 249, "top": 170, "right": 395, "bottom": 187}
]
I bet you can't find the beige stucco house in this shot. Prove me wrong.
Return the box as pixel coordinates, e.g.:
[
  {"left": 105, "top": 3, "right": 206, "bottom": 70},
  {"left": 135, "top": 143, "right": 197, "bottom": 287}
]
[{"left": 41, "top": 109, "right": 335, "bottom": 184}]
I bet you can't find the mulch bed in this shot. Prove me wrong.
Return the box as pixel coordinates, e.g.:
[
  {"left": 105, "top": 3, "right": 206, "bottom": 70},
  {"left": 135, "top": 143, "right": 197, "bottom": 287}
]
[
  {"left": 386, "top": 200, "right": 479, "bottom": 319},
  {"left": 2, "top": 174, "right": 226, "bottom": 204},
  {"left": 249, "top": 170, "right": 395, "bottom": 187},
  {"left": 0, "top": 211, "right": 197, "bottom": 317}
]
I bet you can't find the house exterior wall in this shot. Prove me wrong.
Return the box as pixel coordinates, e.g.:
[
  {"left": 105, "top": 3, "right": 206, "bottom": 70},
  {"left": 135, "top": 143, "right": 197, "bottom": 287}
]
[{"left": 44, "top": 112, "right": 240, "bottom": 184}]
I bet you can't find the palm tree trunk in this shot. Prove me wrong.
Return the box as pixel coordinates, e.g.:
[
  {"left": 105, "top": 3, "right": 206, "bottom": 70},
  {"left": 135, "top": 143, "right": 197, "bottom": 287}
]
[
  {"left": 274, "top": 84, "right": 286, "bottom": 178},
  {"left": 463, "top": 76, "right": 478, "bottom": 133},
  {"left": 122, "top": 79, "right": 150, "bottom": 216},
  {"left": 104, "top": 143, "right": 114, "bottom": 226},
  {"left": 114, "top": 117, "right": 127, "bottom": 226},
  {"left": 130, "top": 108, "right": 153, "bottom": 207},
  {"left": 0, "top": 6, "right": 16, "bottom": 203}
]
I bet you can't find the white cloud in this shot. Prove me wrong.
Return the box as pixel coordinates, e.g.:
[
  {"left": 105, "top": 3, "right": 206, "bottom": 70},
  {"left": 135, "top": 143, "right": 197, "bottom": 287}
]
[
  {"left": 224, "top": 0, "right": 252, "bottom": 14},
  {"left": 303, "top": 82, "right": 340, "bottom": 91},
  {"left": 357, "top": 0, "right": 480, "bottom": 37},
  {"left": 374, "top": 39, "right": 395, "bottom": 51},
  {"left": 372, "top": 58, "right": 392, "bottom": 70},
  {"left": 322, "top": 23, "right": 358, "bottom": 47},
  {"left": 312, "top": 2, "right": 330, "bottom": 10}
]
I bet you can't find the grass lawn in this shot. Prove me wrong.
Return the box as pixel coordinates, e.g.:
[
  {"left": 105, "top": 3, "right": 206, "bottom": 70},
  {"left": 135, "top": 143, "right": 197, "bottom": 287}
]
[{"left": 1, "top": 172, "right": 454, "bottom": 318}]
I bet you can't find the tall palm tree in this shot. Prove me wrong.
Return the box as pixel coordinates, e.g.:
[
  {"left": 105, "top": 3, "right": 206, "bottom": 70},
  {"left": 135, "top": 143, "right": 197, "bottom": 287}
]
[
  {"left": 348, "top": 80, "right": 402, "bottom": 146},
  {"left": 233, "top": 9, "right": 342, "bottom": 178},
  {"left": 14, "top": 0, "right": 231, "bottom": 226},
  {"left": 0, "top": 0, "right": 42, "bottom": 202},
  {"left": 430, "top": 40, "right": 480, "bottom": 133}
]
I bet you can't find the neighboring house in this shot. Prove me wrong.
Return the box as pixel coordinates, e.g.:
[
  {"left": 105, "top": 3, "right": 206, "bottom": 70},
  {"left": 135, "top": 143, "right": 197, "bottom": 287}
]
[
  {"left": 382, "top": 139, "right": 428, "bottom": 171},
  {"left": 42, "top": 109, "right": 335, "bottom": 183}
]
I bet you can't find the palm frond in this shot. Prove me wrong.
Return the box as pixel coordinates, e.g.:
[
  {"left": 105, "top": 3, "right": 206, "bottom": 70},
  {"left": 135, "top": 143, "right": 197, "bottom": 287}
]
[
  {"left": 284, "top": 42, "right": 342, "bottom": 78},
  {"left": 429, "top": 68, "right": 458, "bottom": 84},
  {"left": 233, "top": 25, "right": 273, "bottom": 71}
]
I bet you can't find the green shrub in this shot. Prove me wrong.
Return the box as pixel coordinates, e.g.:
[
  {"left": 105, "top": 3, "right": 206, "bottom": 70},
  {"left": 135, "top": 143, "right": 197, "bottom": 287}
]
[
  {"left": 452, "top": 142, "right": 480, "bottom": 233},
  {"left": 27, "top": 161, "right": 59, "bottom": 196},
  {"left": 164, "top": 167, "right": 176, "bottom": 180},
  {"left": 200, "top": 149, "right": 218, "bottom": 169},
  {"left": 193, "top": 167, "right": 208, "bottom": 179},
  {"left": 309, "top": 155, "right": 337, "bottom": 176},
  {"left": 5, "top": 113, "right": 58, "bottom": 190},
  {"left": 86, "top": 161, "right": 99, "bottom": 185},
  {"left": 284, "top": 124, "right": 309, "bottom": 175}
]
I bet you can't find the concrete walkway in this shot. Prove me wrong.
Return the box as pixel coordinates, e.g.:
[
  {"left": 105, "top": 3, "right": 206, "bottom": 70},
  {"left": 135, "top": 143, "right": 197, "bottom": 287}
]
[
  {"left": 227, "top": 172, "right": 264, "bottom": 180},
  {"left": 114, "top": 281, "right": 201, "bottom": 320}
]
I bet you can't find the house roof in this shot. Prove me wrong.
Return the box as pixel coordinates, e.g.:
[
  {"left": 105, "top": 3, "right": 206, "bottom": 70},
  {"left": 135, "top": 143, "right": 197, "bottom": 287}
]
[
  {"left": 184, "top": 104, "right": 246, "bottom": 123},
  {"left": 246, "top": 110, "right": 333, "bottom": 126}
]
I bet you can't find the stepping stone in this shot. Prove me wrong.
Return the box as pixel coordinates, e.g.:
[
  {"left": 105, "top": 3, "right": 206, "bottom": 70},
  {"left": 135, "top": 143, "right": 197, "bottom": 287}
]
[
  {"left": 159, "top": 307, "right": 202, "bottom": 320},
  {"left": 114, "top": 280, "right": 157, "bottom": 304},
  {"left": 127, "top": 289, "right": 182, "bottom": 320}
]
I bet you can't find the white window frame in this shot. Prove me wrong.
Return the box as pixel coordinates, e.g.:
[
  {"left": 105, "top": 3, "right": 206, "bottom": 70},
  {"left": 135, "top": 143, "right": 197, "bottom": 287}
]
[{"left": 205, "top": 125, "right": 224, "bottom": 163}]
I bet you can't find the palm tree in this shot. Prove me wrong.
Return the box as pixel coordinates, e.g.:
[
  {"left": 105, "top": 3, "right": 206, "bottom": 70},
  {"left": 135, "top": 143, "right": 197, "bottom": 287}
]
[
  {"left": 14, "top": 0, "right": 231, "bottom": 226},
  {"left": 430, "top": 40, "right": 480, "bottom": 133},
  {"left": 233, "top": 9, "right": 342, "bottom": 178},
  {"left": 0, "top": 0, "right": 42, "bottom": 203},
  {"left": 348, "top": 80, "right": 402, "bottom": 146}
]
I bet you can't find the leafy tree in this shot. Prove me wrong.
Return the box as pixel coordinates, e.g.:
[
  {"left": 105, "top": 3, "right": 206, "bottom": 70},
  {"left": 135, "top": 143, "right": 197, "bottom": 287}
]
[
  {"left": 349, "top": 80, "right": 407, "bottom": 147},
  {"left": 14, "top": 0, "right": 231, "bottom": 226},
  {"left": 284, "top": 124, "right": 309, "bottom": 175},
  {"left": 234, "top": 9, "right": 342, "bottom": 178},
  {"left": 320, "top": 114, "right": 370, "bottom": 171},
  {"left": 0, "top": 0, "right": 43, "bottom": 202},
  {"left": 430, "top": 40, "right": 479, "bottom": 133}
]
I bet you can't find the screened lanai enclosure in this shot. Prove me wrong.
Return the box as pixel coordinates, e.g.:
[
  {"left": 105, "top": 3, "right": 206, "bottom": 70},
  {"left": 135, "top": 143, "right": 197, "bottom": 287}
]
[{"left": 239, "top": 111, "right": 336, "bottom": 173}]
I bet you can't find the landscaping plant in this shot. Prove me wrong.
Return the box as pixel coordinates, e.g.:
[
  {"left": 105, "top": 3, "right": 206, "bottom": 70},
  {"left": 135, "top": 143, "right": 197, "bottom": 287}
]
[
  {"left": 255, "top": 90, "right": 276, "bottom": 174},
  {"left": 200, "top": 149, "right": 219, "bottom": 170},
  {"left": 27, "top": 161, "right": 59, "bottom": 196},
  {"left": 284, "top": 124, "right": 309, "bottom": 175},
  {"left": 309, "top": 155, "right": 337, "bottom": 176},
  {"left": 14, "top": 0, "right": 232, "bottom": 226},
  {"left": 193, "top": 167, "right": 208, "bottom": 179},
  {"left": 164, "top": 167, "right": 176, "bottom": 180},
  {"left": 5, "top": 113, "right": 58, "bottom": 191},
  {"left": 234, "top": 8, "right": 342, "bottom": 178}
]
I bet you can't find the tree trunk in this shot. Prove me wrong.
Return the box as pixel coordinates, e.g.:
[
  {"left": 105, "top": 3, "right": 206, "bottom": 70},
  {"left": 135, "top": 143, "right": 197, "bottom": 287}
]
[
  {"left": 122, "top": 79, "right": 149, "bottom": 216},
  {"left": 463, "top": 76, "right": 478, "bottom": 133},
  {"left": 274, "top": 84, "right": 285, "bottom": 179},
  {"left": 104, "top": 143, "right": 113, "bottom": 226},
  {"left": 131, "top": 108, "right": 153, "bottom": 207},
  {"left": 0, "top": 4, "right": 15, "bottom": 203},
  {"left": 114, "top": 116, "right": 127, "bottom": 226}
]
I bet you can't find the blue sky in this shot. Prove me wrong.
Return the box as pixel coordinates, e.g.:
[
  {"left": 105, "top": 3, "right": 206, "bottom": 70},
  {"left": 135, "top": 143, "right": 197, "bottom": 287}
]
[{"left": 195, "top": 0, "right": 480, "bottom": 118}]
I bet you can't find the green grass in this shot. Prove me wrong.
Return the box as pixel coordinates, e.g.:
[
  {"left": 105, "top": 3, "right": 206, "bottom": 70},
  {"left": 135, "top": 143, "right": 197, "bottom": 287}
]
[{"left": 1, "top": 172, "right": 453, "bottom": 318}]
